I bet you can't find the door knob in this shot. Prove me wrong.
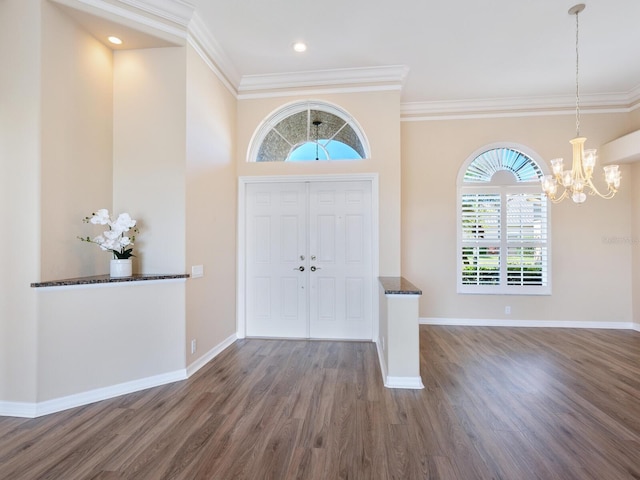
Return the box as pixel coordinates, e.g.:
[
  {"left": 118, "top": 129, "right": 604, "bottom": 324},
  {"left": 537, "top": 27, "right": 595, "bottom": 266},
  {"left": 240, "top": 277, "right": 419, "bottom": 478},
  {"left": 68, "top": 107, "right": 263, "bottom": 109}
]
[
  {"left": 310, "top": 266, "right": 321, "bottom": 272},
  {"left": 294, "top": 266, "right": 305, "bottom": 272}
]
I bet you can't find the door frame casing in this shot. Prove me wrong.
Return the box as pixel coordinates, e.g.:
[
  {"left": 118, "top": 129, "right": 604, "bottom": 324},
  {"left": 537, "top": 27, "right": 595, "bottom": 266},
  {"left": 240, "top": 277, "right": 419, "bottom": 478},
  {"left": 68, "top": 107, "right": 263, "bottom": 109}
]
[{"left": 237, "top": 173, "right": 380, "bottom": 340}]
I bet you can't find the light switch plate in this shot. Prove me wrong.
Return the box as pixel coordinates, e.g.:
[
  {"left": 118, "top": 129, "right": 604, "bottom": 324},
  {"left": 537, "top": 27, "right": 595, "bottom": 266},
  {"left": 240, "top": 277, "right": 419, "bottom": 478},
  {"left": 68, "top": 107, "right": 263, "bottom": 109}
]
[{"left": 191, "top": 265, "right": 204, "bottom": 278}]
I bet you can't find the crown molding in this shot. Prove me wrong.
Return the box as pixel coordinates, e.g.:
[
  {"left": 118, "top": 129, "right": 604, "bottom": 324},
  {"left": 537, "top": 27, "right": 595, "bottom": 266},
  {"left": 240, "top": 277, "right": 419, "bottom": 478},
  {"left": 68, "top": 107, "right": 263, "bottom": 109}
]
[
  {"left": 47, "top": 1, "right": 640, "bottom": 117},
  {"left": 401, "top": 90, "right": 639, "bottom": 121},
  {"left": 237, "top": 84, "right": 403, "bottom": 101},
  {"left": 628, "top": 83, "right": 640, "bottom": 111},
  {"left": 117, "top": 0, "right": 194, "bottom": 27},
  {"left": 50, "top": 0, "right": 192, "bottom": 41},
  {"left": 187, "top": 12, "right": 239, "bottom": 95},
  {"left": 238, "top": 65, "right": 410, "bottom": 98}
]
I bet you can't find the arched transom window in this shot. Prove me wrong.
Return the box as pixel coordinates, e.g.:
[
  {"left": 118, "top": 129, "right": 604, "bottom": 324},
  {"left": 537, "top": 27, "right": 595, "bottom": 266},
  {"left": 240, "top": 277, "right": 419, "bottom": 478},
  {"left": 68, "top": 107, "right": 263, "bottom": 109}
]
[
  {"left": 249, "top": 101, "right": 370, "bottom": 162},
  {"left": 457, "top": 145, "right": 550, "bottom": 295}
]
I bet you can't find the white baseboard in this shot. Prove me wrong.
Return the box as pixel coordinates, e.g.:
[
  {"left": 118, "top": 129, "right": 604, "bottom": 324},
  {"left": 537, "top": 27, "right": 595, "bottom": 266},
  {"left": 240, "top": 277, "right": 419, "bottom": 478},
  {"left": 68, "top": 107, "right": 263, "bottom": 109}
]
[
  {"left": 385, "top": 376, "right": 425, "bottom": 389},
  {"left": 375, "top": 339, "right": 388, "bottom": 385},
  {"left": 186, "top": 333, "right": 237, "bottom": 377},
  {"left": 0, "top": 369, "right": 188, "bottom": 419},
  {"left": 1, "top": 335, "right": 239, "bottom": 419},
  {"left": 633, "top": 323, "right": 640, "bottom": 333},
  {"left": 0, "top": 401, "right": 37, "bottom": 419},
  {"left": 421, "top": 317, "right": 636, "bottom": 330},
  {"left": 375, "top": 339, "right": 425, "bottom": 390}
]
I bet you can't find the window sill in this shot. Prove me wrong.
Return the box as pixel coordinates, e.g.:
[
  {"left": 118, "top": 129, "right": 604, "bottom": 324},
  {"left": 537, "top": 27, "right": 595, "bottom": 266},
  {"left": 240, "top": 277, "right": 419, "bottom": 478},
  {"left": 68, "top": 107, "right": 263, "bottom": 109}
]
[{"left": 457, "top": 286, "right": 551, "bottom": 296}]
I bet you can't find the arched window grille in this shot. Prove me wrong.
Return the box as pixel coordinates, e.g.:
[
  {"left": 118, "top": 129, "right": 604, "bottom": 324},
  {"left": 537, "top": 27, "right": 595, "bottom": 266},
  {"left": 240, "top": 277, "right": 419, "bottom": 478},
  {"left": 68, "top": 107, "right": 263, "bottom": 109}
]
[{"left": 248, "top": 101, "right": 370, "bottom": 162}]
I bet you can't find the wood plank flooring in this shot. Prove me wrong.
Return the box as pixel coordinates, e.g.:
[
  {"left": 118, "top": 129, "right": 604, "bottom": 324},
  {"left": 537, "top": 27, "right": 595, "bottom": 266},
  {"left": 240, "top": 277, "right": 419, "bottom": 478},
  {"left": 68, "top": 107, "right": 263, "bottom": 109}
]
[{"left": 1, "top": 326, "right": 639, "bottom": 479}]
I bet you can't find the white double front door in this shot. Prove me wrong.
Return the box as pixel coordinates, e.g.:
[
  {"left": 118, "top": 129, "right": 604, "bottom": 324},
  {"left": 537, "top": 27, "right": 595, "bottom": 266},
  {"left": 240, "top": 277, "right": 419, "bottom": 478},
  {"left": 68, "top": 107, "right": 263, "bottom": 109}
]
[{"left": 245, "top": 179, "right": 373, "bottom": 340}]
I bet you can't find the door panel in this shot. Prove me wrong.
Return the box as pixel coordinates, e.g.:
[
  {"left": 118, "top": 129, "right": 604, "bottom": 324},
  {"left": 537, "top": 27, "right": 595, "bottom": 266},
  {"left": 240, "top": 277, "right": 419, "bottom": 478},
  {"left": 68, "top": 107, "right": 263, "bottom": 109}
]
[
  {"left": 308, "top": 181, "right": 372, "bottom": 339},
  {"left": 245, "top": 180, "right": 372, "bottom": 340},
  {"left": 246, "top": 182, "right": 307, "bottom": 338}
]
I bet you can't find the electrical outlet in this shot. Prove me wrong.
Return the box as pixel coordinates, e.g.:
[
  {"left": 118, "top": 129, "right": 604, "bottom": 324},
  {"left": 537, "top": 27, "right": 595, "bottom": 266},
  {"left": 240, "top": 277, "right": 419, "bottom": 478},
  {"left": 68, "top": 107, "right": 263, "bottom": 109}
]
[
  {"left": 505, "top": 306, "right": 511, "bottom": 315},
  {"left": 191, "top": 339, "right": 197, "bottom": 354}
]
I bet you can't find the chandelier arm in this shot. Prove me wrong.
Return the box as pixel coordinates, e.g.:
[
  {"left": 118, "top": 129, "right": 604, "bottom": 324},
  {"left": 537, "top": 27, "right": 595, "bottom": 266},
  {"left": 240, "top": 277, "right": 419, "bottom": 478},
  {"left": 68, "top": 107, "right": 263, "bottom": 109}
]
[
  {"left": 545, "top": 188, "right": 570, "bottom": 204},
  {"left": 584, "top": 178, "right": 617, "bottom": 199}
]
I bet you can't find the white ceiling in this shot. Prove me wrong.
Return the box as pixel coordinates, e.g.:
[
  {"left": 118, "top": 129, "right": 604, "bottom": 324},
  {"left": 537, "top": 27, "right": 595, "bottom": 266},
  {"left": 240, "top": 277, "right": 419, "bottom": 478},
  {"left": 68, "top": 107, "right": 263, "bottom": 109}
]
[{"left": 188, "top": 0, "right": 640, "bottom": 106}]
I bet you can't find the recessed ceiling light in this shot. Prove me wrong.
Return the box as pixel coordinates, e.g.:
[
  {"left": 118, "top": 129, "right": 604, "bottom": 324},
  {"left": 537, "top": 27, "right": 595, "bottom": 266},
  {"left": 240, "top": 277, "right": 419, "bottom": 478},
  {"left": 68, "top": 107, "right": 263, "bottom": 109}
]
[
  {"left": 108, "top": 36, "right": 123, "bottom": 45},
  {"left": 292, "top": 42, "right": 307, "bottom": 53}
]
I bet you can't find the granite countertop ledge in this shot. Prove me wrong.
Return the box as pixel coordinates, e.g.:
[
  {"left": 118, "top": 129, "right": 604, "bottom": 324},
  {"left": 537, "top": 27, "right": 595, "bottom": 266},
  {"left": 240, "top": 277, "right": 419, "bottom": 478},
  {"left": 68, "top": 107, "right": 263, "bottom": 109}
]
[
  {"left": 31, "top": 273, "right": 190, "bottom": 288},
  {"left": 378, "top": 276, "right": 422, "bottom": 295}
]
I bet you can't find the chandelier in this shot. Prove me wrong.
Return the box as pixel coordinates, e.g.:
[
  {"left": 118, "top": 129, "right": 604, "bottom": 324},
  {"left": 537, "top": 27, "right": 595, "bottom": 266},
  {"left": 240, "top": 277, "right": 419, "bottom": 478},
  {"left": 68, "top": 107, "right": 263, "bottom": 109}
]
[{"left": 541, "top": 4, "right": 621, "bottom": 204}]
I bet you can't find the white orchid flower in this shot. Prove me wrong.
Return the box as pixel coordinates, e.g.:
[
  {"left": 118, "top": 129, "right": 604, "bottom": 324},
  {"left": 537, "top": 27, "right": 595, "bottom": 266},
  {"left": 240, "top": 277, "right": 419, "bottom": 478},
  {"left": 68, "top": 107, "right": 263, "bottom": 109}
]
[
  {"left": 103, "top": 229, "right": 122, "bottom": 240},
  {"left": 113, "top": 213, "right": 136, "bottom": 232},
  {"left": 80, "top": 209, "right": 138, "bottom": 259},
  {"left": 89, "top": 209, "right": 110, "bottom": 225},
  {"left": 101, "top": 237, "right": 120, "bottom": 251}
]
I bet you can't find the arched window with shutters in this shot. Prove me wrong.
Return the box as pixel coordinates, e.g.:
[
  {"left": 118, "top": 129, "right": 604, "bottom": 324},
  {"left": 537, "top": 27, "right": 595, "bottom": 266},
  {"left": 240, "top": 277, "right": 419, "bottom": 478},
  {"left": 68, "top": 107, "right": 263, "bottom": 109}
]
[
  {"left": 457, "top": 144, "right": 551, "bottom": 295},
  {"left": 247, "top": 101, "right": 370, "bottom": 162}
]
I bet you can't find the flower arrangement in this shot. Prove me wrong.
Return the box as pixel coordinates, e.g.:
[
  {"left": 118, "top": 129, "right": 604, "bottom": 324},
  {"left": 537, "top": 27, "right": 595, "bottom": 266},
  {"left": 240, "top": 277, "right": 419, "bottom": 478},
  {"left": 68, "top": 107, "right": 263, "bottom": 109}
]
[{"left": 78, "top": 209, "right": 139, "bottom": 259}]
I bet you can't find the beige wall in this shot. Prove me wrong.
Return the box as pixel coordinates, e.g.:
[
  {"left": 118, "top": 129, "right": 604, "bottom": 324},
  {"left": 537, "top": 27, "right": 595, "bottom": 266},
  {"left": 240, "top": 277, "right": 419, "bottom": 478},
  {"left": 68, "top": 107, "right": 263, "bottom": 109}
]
[
  {"left": 378, "top": 285, "right": 389, "bottom": 369},
  {"left": 185, "top": 45, "right": 238, "bottom": 363},
  {"left": 630, "top": 109, "right": 640, "bottom": 131},
  {"left": 32, "top": 37, "right": 190, "bottom": 404},
  {"left": 41, "top": 1, "right": 113, "bottom": 280},
  {"left": 632, "top": 163, "right": 640, "bottom": 326},
  {"left": 113, "top": 47, "right": 187, "bottom": 274},
  {"left": 236, "top": 90, "right": 402, "bottom": 275},
  {"left": 0, "top": 0, "right": 41, "bottom": 404},
  {"left": 36, "top": 281, "right": 186, "bottom": 402},
  {"left": 402, "top": 112, "right": 633, "bottom": 324},
  {"left": 1, "top": 2, "right": 200, "bottom": 408},
  {"left": 630, "top": 107, "right": 640, "bottom": 327}
]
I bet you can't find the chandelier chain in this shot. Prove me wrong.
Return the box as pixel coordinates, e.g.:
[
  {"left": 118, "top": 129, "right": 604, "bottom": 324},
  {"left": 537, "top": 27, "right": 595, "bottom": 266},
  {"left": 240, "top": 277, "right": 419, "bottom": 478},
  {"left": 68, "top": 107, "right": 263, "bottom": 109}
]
[{"left": 575, "top": 8, "right": 580, "bottom": 137}]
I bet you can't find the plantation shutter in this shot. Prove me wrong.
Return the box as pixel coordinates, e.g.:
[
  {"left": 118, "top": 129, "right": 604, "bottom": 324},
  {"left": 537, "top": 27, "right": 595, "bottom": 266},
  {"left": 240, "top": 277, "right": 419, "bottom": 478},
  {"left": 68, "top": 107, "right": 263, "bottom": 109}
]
[
  {"left": 460, "top": 192, "right": 501, "bottom": 286},
  {"left": 506, "top": 193, "right": 548, "bottom": 286}
]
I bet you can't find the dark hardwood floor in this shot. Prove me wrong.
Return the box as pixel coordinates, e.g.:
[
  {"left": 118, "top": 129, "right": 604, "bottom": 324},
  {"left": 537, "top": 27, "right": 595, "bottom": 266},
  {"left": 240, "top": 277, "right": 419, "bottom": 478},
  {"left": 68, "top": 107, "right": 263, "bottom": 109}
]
[{"left": 1, "top": 326, "right": 639, "bottom": 479}]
